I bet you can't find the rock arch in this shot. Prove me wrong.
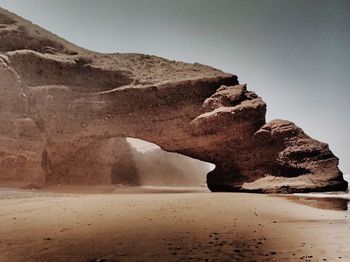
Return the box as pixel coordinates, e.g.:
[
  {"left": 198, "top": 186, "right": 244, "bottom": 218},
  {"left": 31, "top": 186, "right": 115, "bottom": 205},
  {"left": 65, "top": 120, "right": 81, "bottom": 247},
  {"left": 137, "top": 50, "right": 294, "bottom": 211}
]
[{"left": 0, "top": 7, "right": 347, "bottom": 193}]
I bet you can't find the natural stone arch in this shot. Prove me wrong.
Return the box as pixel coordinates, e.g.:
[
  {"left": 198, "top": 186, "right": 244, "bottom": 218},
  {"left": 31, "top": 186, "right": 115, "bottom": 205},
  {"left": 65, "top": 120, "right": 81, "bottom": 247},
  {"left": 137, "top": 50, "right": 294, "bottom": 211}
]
[
  {"left": 23, "top": 65, "right": 346, "bottom": 193},
  {"left": 0, "top": 7, "right": 347, "bottom": 193}
]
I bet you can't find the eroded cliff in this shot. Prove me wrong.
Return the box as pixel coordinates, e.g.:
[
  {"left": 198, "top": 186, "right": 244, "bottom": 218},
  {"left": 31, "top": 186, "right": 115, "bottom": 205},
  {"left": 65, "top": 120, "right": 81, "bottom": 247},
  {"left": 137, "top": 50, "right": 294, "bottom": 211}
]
[{"left": 0, "top": 7, "right": 347, "bottom": 193}]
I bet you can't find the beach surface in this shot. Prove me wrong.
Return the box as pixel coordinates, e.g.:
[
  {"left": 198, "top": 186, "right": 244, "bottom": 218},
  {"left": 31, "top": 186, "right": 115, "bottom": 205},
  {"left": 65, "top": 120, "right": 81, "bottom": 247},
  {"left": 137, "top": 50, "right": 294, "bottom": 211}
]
[{"left": 0, "top": 186, "right": 349, "bottom": 262}]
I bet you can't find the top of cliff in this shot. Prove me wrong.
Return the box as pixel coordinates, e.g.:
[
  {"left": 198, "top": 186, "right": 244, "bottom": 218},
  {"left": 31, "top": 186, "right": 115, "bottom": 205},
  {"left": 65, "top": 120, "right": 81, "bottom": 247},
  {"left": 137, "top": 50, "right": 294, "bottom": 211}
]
[
  {"left": 0, "top": 7, "right": 236, "bottom": 90},
  {"left": 0, "top": 7, "right": 85, "bottom": 55}
]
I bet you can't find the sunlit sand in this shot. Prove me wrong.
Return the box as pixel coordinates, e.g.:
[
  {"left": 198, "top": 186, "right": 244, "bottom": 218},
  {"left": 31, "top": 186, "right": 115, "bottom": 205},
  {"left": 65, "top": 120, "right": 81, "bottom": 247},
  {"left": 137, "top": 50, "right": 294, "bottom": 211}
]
[{"left": 0, "top": 186, "right": 349, "bottom": 262}]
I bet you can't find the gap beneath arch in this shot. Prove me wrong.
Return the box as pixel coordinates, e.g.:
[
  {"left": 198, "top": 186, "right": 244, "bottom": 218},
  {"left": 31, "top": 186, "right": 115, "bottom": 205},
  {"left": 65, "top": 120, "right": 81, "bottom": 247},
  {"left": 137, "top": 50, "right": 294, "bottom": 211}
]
[
  {"left": 44, "top": 137, "right": 214, "bottom": 191},
  {"left": 125, "top": 138, "right": 215, "bottom": 187}
]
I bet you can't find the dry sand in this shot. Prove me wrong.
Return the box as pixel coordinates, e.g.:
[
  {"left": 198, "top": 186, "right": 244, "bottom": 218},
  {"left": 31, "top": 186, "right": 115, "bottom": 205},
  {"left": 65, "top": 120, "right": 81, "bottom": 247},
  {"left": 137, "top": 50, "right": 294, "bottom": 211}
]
[{"left": 0, "top": 186, "right": 349, "bottom": 262}]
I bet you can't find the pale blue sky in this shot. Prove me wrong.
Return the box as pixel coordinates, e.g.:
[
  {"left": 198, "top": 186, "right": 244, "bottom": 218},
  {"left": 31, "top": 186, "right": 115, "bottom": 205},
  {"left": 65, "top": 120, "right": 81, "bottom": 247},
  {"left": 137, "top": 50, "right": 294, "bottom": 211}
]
[{"left": 1, "top": 0, "right": 349, "bottom": 173}]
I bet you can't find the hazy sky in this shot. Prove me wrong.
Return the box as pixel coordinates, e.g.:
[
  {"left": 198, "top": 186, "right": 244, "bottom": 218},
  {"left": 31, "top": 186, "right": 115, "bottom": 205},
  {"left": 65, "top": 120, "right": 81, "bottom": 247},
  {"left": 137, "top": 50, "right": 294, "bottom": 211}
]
[{"left": 1, "top": 0, "right": 349, "bottom": 173}]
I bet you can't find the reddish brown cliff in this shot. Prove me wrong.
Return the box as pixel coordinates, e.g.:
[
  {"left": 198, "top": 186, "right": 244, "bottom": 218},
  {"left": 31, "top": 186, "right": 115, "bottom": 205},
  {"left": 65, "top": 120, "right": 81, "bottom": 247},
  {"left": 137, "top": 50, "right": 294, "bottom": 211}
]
[{"left": 0, "top": 7, "right": 347, "bottom": 193}]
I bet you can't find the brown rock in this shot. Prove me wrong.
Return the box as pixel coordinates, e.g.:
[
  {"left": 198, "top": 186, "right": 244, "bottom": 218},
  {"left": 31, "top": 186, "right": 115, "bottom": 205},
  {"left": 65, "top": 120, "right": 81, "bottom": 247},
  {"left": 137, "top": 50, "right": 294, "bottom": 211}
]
[{"left": 0, "top": 7, "right": 347, "bottom": 193}]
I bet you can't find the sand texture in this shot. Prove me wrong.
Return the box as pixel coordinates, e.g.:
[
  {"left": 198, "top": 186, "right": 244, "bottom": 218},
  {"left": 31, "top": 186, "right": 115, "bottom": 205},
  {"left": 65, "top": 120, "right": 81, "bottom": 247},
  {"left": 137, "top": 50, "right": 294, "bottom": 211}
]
[{"left": 0, "top": 187, "right": 349, "bottom": 262}]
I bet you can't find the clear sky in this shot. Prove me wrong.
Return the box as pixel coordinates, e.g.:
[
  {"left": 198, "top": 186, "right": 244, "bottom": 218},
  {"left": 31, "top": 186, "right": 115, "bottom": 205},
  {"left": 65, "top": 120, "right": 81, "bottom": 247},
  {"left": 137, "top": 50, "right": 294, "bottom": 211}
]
[{"left": 1, "top": 0, "right": 349, "bottom": 173}]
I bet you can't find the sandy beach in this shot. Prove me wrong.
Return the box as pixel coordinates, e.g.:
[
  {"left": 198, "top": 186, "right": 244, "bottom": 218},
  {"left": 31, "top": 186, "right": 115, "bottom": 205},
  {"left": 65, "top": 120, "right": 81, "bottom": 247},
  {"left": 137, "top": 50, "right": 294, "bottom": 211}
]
[
  {"left": 0, "top": 186, "right": 349, "bottom": 262},
  {"left": 0, "top": 3, "right": 349, "bottom": 262}
]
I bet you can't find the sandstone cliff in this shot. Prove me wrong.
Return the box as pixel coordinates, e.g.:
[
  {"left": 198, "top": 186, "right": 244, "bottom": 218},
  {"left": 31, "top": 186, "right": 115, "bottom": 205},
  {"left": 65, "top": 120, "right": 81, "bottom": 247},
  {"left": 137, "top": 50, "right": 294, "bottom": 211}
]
[{"left": 0, "top": 7, "right": 347, "bottom": 193}]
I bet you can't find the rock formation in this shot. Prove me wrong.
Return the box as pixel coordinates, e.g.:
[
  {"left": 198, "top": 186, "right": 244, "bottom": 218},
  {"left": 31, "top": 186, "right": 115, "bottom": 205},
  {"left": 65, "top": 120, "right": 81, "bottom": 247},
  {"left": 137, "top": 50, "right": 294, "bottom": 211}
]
[
  {"left": 0, "top": 7, "right": 347, "bottom": 193},
  {"left": 44, "top": 137, "right": 140, "bottom": 186}
]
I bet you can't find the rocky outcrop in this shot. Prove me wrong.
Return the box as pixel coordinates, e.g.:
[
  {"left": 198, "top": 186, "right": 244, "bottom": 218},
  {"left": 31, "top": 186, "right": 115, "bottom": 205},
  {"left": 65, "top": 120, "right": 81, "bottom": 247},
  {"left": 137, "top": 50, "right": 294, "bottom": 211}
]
[
  {"left": 43, "top": 137, "right": 140, "bottom": 186},
  {"left": 249, "top": 120, "right": 346, "bottom": 193},
  {"left": 0, "top": 53, "right": 46, "bottom": 187},
  {"left": 0, "top": 7, "right": 347, "bottom": 192}
]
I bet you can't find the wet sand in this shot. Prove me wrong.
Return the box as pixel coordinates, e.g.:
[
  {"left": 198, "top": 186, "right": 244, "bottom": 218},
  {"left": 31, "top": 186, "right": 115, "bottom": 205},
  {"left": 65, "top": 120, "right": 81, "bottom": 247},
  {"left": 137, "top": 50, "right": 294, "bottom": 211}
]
[
  {"left": 0, "top": 187, "right": 349, "bottom": 262},
  {"left": 284, "top": 195, "right": 349, "bottom": 212}
]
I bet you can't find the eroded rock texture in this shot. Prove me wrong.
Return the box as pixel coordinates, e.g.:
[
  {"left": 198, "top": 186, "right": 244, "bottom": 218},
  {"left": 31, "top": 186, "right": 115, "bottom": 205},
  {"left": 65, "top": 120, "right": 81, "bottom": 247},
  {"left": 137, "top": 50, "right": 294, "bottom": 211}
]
[{"left": 0, "top": 8, "right": 347, "bottom": 192}]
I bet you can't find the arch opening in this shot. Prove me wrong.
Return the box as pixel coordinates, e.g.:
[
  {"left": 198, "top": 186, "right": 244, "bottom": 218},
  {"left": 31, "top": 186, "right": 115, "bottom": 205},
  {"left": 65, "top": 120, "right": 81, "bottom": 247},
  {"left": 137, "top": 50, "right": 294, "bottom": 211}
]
[
  {"left": 125, "top": 138, "right": 214, "bottom": 187},
  {"left": 44, "top": 137, "right": 215, "bottom": 188}
]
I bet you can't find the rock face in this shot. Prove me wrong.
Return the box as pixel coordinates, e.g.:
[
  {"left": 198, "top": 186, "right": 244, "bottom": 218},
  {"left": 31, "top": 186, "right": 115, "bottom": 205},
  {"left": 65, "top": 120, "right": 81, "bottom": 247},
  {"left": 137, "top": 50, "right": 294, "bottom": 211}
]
[
  {"left": 0, "top": 8, "right": 347, "bottom": 193},
  {"left": 44, "top": 137, "right": 140, "bottom": 186},
  {"left": 0, "top": 52, "right": 45, "bottom": 187}
]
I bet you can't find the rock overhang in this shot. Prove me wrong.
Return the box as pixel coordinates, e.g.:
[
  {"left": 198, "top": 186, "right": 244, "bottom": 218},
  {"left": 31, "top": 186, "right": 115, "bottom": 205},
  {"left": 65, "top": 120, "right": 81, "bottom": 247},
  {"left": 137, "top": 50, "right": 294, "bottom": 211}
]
[{"left": 0, "top": 7, "right": 347, "bottom": 193}]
